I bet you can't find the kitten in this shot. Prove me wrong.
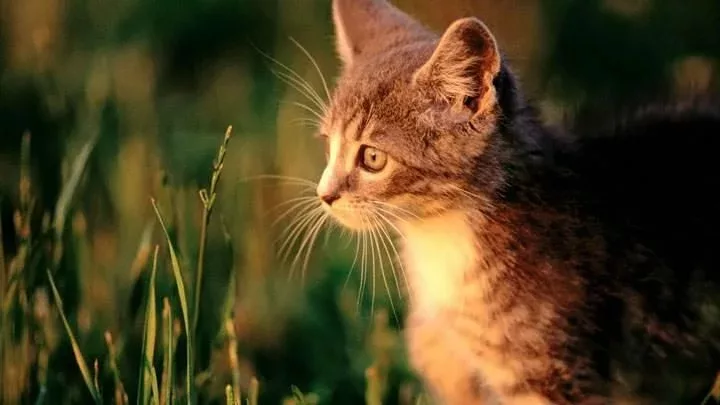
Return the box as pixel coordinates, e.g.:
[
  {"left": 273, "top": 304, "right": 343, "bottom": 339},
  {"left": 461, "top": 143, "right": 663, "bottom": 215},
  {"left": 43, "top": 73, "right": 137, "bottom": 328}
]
[{"left": 312, "top": 0, "right": 720, "bottom": 403}]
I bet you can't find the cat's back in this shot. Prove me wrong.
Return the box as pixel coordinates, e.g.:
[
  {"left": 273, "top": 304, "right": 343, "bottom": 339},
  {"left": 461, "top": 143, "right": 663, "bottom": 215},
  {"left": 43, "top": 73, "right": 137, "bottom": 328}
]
[
  {"left": 556, "top": 98, "right": 720, "bottom": 263},
  {"left": 536, "top": 99, "right": 720, "bottom": 403}
]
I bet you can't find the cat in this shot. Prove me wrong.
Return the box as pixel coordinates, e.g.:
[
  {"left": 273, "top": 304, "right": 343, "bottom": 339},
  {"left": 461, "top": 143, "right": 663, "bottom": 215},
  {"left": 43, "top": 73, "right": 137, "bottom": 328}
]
[{"left": 309, "top": 0, "right": 720, "bottom": 403}]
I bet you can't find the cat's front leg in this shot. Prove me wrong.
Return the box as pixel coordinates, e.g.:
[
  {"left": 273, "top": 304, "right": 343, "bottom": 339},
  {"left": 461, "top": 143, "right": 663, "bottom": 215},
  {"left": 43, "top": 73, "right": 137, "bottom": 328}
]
[{"left": 405, "top": 315, "right": 492, "bottom": 405}]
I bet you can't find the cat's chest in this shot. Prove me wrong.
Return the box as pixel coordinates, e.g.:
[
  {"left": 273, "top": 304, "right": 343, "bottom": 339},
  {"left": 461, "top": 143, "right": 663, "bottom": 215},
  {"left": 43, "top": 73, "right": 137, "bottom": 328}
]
[{"left": 400, "top": 211, "right": 485, "bottom": 318}]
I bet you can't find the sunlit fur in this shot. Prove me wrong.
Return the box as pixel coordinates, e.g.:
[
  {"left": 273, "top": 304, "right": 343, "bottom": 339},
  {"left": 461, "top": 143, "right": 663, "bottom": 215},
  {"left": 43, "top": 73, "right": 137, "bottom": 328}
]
[{"left": 272, "top": 0, "right": 720, "bottom": 404}]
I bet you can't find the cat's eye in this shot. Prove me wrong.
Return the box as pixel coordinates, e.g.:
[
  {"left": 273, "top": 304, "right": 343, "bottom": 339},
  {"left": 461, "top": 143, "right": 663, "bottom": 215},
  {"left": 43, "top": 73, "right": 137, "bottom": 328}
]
[{"left": 358, "top": 145, "right": 387, "bottom": 172}]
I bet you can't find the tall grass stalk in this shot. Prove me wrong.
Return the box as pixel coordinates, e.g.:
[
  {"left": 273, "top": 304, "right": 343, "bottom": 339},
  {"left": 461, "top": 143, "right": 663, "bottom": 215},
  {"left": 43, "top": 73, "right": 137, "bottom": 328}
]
[
  {"left": 105, "top": 331, "right": 129, "bottom": 405},
  {"left": 47, "top": 268, "right": 103, "bottom": 404},
  {"left": 152, "top": 198, "right": 194, "bottom": 404},
  {"left": 138, "top": 246, "right": 160, "bottom": 405},
  {"left": 193, "top": 125, "right": 233, "bottom": 336}
]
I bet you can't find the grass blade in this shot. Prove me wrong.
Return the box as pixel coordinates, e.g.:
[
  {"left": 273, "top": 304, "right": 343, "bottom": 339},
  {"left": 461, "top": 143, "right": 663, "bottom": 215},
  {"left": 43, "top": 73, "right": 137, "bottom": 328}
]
[
  {"left": 105, "top": 331, "right": 128, "bottom": 405},
  {"left": 160, "top": 298, "right": 174, "bottom": 405},
  {"left": 224, "top": 385, "right": 235, "bottom": 405},
  {"left": 46, "top": 268, "right": 102, "bottom": 404},
  {"left": 53, "top": 134, "right": 98, "bottom": 243},
  {"left": 225, "top": 319, "right": 241, "bottom": 403},
  {"left": 151, "top": 198, "right": 194, "bottom": 404},
  {"left": 144, "top": 359, "right": 160, "bottom": 405},
  {"left": 247, "top": 377, "right": 258, "bottom": 405},
  {"left": 138, "top": 246, "right": 159, "bottom": 405}
]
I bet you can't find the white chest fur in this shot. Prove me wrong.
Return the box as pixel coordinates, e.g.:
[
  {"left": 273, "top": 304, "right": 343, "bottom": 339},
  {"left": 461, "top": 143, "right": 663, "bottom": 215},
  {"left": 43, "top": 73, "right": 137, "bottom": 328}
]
[{"left": 400, "top": 210, "right": 478, "bottom": 318}]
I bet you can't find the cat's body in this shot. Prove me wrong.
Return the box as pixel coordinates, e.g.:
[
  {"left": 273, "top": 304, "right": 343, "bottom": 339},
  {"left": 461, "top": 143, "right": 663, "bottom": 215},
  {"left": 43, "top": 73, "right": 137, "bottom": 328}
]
[
  {"left": 399, "top": 100, "right": 720, "bottom": 405},
  {"left": 314, "top": 0, "right": 720, "bottom": 403}
]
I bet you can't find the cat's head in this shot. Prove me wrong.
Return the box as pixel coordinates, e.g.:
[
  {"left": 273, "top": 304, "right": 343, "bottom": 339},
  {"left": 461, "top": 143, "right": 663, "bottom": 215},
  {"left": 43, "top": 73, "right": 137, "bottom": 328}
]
[{"left": 317, "top": 0, "right": 516, "bottom": 230}]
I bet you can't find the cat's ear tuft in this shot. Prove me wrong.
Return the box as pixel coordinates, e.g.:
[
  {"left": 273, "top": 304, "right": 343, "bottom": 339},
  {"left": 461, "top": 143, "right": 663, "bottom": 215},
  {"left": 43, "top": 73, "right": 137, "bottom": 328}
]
[
  {"left": 413, "top": 17, "right": 501, "bottom": 116},
  {"left": 332, "top": 0, "right": 426, "bottom": 67}
]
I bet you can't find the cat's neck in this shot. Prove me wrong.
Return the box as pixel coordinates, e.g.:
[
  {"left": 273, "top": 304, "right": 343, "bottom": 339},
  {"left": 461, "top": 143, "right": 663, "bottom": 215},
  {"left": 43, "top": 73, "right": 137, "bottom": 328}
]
[{"left": 399, "top": 209, "right": 509, "bottom": 319}]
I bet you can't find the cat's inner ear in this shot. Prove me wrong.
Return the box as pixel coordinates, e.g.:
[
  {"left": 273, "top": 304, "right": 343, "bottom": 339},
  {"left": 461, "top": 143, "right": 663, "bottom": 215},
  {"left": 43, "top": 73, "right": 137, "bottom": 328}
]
[
  {"left": 332, "top": 0, "right": 426, "bottom": 67},
  {"left": 413, "top": 17, "right": 501, "bottom": 117}
]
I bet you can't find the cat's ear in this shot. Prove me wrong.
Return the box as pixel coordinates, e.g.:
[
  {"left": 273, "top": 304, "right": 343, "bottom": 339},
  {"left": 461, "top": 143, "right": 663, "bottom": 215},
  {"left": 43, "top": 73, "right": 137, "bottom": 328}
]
[
  {"left": 332, "top": 0, "right": 426, "bottom": 67},
  {"left": 413, "top": 17, "right": 501, "bottom": 116}
]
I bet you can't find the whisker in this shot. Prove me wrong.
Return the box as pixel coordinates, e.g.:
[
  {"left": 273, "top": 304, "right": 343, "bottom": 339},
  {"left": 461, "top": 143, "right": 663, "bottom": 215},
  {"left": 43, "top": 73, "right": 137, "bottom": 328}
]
[
  {"left": 369, "top": 205, "right": 411, "bottom": 241},
  {"left": 447, "top": 184, "right": 494, "bottom": 209},
  {"left": 273, "top": 68, "right": 327, "bottom": 115},
  {"left": 275, "top": 204, "right": 320, "bottom": 257},
  {"left": 368, "top": 213, "right": 378, "bottom": 318},
  {"left": 368, "top": 212, "right": 398, "bottom": 322},
  {"left": 278, "top": 206, "right": 324, "bottom": 266},
  {"left": 296, "top": 213, "right": 329, "bottom": 284},
  {"left": 370, "top": 212, "right": 403, "bottom": 298},
  {"left": 289, "top": 36, "right": 332, "bottom": 103},
  {"left": 290, "top": 101, "right": 325, "bottom": 122},
  {"left": 372, "top": 200, "right": 421, "bottom": 221},
  {"left": 285, "top": 211, "right": 322, "bottom": 281},
  {"left": 290, "top": 118, "right": 322, "bottom": 129},
  {"left": 373, "top": 209, "right": 413, "bottom": 303},
  {"left": 343, "top": 230, "right": 362, "bottom": 295},
  {"left": 238, "top": 174, "right": 318, "bottom": 188},
  {"left": 358, "top": 216, "right": 369, "bottom": 312},
  {"left": 272, "top": 67, "right": 327, "bottom": 108},
  {"left": 288, "top": 211, "right": 326, "bottom": 282},
  {"left": 252, "top": 43, "right": 328, "bottom": 114},
  {"left": 271, "top": 197, "right": 319, "bottom": 228}
]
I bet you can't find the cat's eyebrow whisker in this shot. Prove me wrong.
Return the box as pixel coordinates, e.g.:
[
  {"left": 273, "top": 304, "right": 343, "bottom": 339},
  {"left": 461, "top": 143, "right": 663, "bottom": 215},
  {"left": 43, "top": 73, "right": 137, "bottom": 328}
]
[
  {"left": 368, "top": 212, "right": 400, "bottom": 322},
  {"left": 272, "top": 66, "right": 327, "bottom": 108},
  {"left": 289, "top": 36, "right": 332, "bottom": 103},
  {"left": 290, "top": 118, "right": 322, "bottom": 130},
  {"left": 290, "top": 101, "right": 326, "bottom": 122},
  {"left": 273, "top": 68, "right": 328, "bottom": 116},
  {"left": 253, "top": 42, "right": 328, "bottom": 113}
]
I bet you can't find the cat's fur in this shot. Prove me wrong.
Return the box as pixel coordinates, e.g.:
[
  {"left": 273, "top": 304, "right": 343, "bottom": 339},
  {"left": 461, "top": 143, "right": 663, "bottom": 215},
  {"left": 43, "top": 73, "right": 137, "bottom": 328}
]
[{"left": 314, "top": 0, "right": 720, "bottom": 403}]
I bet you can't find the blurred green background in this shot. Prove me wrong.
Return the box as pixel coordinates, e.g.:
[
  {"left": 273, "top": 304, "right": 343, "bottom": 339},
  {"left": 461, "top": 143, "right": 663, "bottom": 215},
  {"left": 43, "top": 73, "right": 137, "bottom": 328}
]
[{"left": 1, "top": 0, "right": 719, "bottom": 404}]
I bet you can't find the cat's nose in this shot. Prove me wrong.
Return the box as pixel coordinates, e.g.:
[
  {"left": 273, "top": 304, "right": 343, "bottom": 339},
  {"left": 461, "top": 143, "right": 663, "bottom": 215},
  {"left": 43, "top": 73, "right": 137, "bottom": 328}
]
[{"left": 320, "top": 192, "right": 340, "bottom": 206}]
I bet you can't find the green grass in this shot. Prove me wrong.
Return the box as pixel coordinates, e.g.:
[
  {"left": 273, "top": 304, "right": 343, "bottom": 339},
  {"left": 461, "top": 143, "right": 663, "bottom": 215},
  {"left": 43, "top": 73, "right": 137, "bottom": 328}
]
[{"left": 0, "top": 123, "right": 421, "bottom": 404}]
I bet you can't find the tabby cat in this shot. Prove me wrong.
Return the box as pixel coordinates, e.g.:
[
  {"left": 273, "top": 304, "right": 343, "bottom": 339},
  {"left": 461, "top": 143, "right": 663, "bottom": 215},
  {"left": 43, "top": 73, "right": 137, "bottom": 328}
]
[{"left": 310, "top": 0, "right": 720, "bottom": 403}]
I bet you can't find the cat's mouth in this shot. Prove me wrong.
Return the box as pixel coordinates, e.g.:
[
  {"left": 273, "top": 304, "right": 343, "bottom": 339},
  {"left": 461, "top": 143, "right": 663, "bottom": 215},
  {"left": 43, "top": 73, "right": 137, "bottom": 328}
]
[
  {"left": 322, "top": 202, "right": 373, "bottom": 231},
  {"left": 321, "top": 197, "right": 428, "bottom": 234},
  {"left": 322, "top": 199, "right": 407, "bottom": 232}
]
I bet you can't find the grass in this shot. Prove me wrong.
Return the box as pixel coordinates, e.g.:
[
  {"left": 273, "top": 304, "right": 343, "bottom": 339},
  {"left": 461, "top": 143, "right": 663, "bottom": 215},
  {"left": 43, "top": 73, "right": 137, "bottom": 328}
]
[{"left": 0, "top": 121, "right": 423, "bottom": 404}]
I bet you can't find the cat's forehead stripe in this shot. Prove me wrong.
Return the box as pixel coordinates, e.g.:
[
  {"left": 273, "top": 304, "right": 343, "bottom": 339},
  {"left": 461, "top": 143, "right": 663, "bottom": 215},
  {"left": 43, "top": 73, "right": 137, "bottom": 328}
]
[{"left": 336, "top": 108, "right": 374, "bottom": 141}]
